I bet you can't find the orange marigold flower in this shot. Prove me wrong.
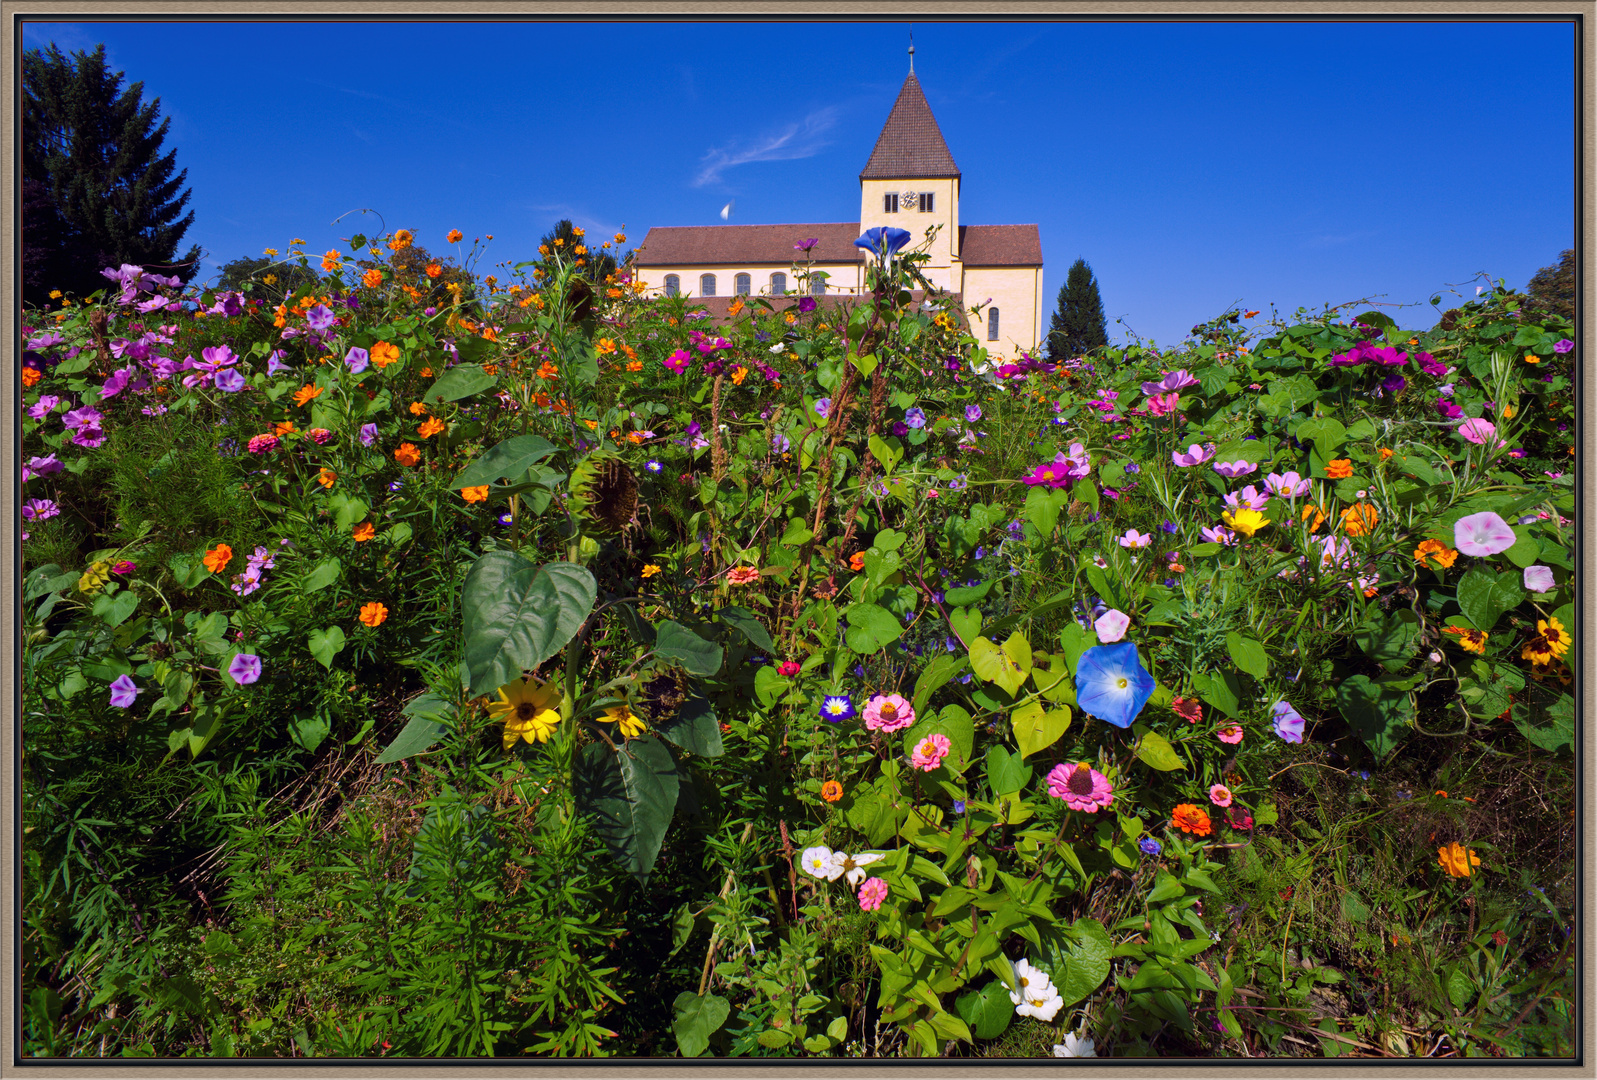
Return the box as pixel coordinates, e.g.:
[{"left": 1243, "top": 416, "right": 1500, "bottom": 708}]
[
  {"left": 202, "top": 544, "right": 233, "bottom": 574},
  {"left": 418, "top": 417, "right": 446, "bottom": 438},
  {"left": 388, "top": 228, "right": 413, "bottom": 251},
  {"left": 626, "top": 360, "right": 643, "bottom": 372},
  {"left": 821, "top": 780, "right": 844, "bottom": 803},
  {"left": 731, "top": 366, "right": 748, "bottom": 386},
  {"left": 1414, "top": 539, "right": 1458, "bottom": 568},
  {"left": 293, "top": 384, "right": 323, "bottom": 407},
  {"left": 359, "top": 601, "right": 388, "bottom": 627},
  {"left": 394, "top": 443, "right": 421, "bottom": 466},
  {"left": 370, "top": 341, "right": 401, "bottom": 369},
  {"left": 274, "top": 420, "right": 298, "bottom": 437},
  {"left": 1378, "top": 447, "right": 1394, "bottom": 460},
  {"left": 460, "top": 485, "right": 489, "bottom": 503},
  {"left": 1171, "top": 803, "right": 1213, "bottom": 837},
  {"left": 1324, "top": 459, "right": 1354, "bottom": 479},
  {"left": 362, "top": 268, "right": 384, "bottom": 288},
  {"left": 447, "top": 229, "right": 463, "bottom": 244},
  {"left": 596, "top": 338, "right": 617, "bottom": 355},
  {"left": 849, "top": 552, "right": 866, "bottom": 572},
  {"left": 1442, "top": 626, "right": 1488, "bottom": 654},
  {"left": 426, "top": 263, "right": 442, "bottom": 279},
  {"left": 352, "top": 521, "right": 376, "bottom": 542},
  {"left": 22, "top": 366, "right": 42, "bottom": 387},
  {"left": 1301, "top": 504, "right": 1327, "bottom": 533},
  {"left": 727, "top": 298, "right": 745, "bottom": 317},
  {"left": 318, "top": 467, "right": 337, "bottom": 488},
  {"left": 409, "top": 401, "right": 429, "bottom": 416},
  {"left": 536, "top": 361, "right": 559, "bottom": 380},
  {"left": 1340, "top": 503, "right": 1378, "bottom": 536},
  {"left": 727, "top": 566, "right": 761, "bottom": 586}
]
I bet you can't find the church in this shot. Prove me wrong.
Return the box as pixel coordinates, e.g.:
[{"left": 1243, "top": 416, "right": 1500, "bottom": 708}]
[{"left": 632, "top": 65, "right": 1044, "bottom": 360}]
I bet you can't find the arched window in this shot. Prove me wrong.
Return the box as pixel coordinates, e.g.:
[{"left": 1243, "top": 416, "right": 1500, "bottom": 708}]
[
  {"left": 700, "top": 274, "right": 717, "bottom": 297},
  {"left": 663, "top": 274, "right": 680, "bottom": 297},
  {"left": 809, "top": 275, "right": 826, "bottom": 296},
  {"left": 734, "top": 273, "right": 751, "bottom": 296},
  {"left": 987, "top": 307, "right": 1000, "bottom": 341},
  {"left": 769, "top": 272, "right": 787, "bottom": 296}
]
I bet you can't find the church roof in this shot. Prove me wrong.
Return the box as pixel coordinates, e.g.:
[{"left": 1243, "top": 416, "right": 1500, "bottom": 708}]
[
  {"left": 634, "top": 222, "right": 1041, "bottom": 268},
  {"left": 958, "top": 224, "right": 1043, "bottom": 266},
  {"left": 859, "top": 72, "right": 960, "bottom": 181}
]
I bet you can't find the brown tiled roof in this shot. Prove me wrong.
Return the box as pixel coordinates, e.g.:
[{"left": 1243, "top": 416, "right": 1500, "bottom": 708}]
[
  {"left": 635, "top": 222, "right": 866, "bottom": 267},
  {"left": 959, "top": 224, "right": 1042, "bottom": 266},
  {"left": 673, "top": 290, "right": 964, "bottom": 328},
  {"left": 860, "top": 72, "right": 960, "bottom": 180}
]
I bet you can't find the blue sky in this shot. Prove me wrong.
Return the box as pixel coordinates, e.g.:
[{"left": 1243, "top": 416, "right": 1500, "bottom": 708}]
[{"left": 23, "top": 19, "right": 1577, "bottom": 346}]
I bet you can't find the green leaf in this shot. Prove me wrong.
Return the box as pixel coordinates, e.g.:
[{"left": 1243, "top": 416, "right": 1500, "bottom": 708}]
[
  {"left": 954, "top": 980, "right": 1013, "bottom": 1040},
  {"left": 1225, "top": 632, "right": 1269, "bottom": 681},
  {"left": 1148, "top": 869, "right": 1186, "bottom": 904},
  {"left": 301, "top": 558, "right": 341, "bottom": 593},
  {"left": 843, "top": 602, "right": 904, "bottom": 655},
  {"left": 290, "top": 713, "right": 331, "bottom": 753},
  {"left": 671, "top": 992, "right": 730, "bottom": 1057},
  {"left": 867, "top": 433, "right": 901, "bottom": 474},
  {"left": 1051, "top": 917, "right": 1113, "bottom": 1007},
  {"left": 1135, "top": 729, "right": 1185, "bottom": 772},
  {"left": 307, "top": 626, "right": 346, "bottom": 670},
  {"left": 717, "top": 605, "right": 774, "bottom": 654},
  {"left": 1192, "top": 670, "right": 1240, "bottom": 718},
  {"left": 422, "top": 363, "right": 497, "bottom": 404},
  {"left": 985, "top": 745, "right": 1032, "bottom": 796},
  {"left": 912, "top": 654, "right": 969, "bottom": 715},
  {"left": 1336, "top": 674, "right": 1412, "bottom": 760},
  {"left": 1353, "top": 608, "right": 1421, "bottom": 671},
  {"left": 1515, "top": 692, "right": 1573, "bottom": 753},
  {"left": 949, "top": 606, "right": 982, "bottom": 648},
  {"left": 1456, "top": 567, "right": 1523, "bottom": 633},
  {"left": 1503, "top": 529, "right": 1542, "bottom": 569},
  {"left": 1294, "top": 416, "right": 1347, "bottom": 456},
  {"left": 461, "top": 553, "right": 597, "bottom": 697},
  {"left": 653, "top": 696, "right": 724, "bottom": 758},
  {"left": 778, "top": 518, "right": 812, "bottom": 546},
  {"left": 943, "top": 579, "right": 993, "bottom": 606},
  {"left": 329, "top": 493, "right": 369, "bottom": 532},
  {"left": 969, "top": 633, "right": 1030, "bottom": 696},
  {"left": 1340, "top": 891, "right": 1370, "bottom": 924},
  {"left": 1011, "top": 699, "right": 1071, "bottom": 759},
  {"left": 754, "top": 665, "right": 784, "bottom": 709},
  {"left": 574, "top": 735, "right": 680, "bottom": 885},
  {"left": 92, "top": 589, "right": 139, "bottom": 628},
  {"left": 452, "top": 435, "right": 557, "bottom": 490},
  {"left": 374, "top": 692, "right": 454, "bottom": 764},
  {"left": 904, "top": 704, "right": 974, "bottom": 772},
  {"left": 655, "top": 620, "right": 724, "bottom": 676},
  {"left": 1024, "top": 484, "right": 1068, "bottom": 537}
]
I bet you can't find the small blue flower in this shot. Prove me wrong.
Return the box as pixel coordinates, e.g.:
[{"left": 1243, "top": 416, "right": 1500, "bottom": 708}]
[
  {"left": 1355, "top": 769, "right": 1371, "bottom": 781},
  {"left": 974, "top": 546, "right": 987, "bottom": 560},
  {"left": 497, "top": 511, "right": 514, "bottom": 526},
  {"left": 819, "top": 694, "right": 855, "bottom": 722},
  {"left": 854, "top": 226, "right": 912, "bottom": 258},
  {"left": 389, "top": 480, "right": 404, "bottom": 493},
  {"left": 952, "top": 800, "right": 967, "bottom": 815},
  {"left": 1161, "top": 520, "right": 1179, "bottom": 534},
  {"left": 1124, "top": 461, "right": 1140, "bottom": 474},
  {"left": 1139, "top": 836, "right": 1163, "bottom": 855},
  {"left": 645, "top": 459, "right": 663, "bottom": 473},
  {"left": 1163, "top": 578, "right": 1177, "bottom": 587},
  {"left": 1074, "top": 642, "right": 1157, "bottom": 729},
  {"left": 947, "top": 474, "right": 968, "bottom": 491},
  {"left": 904, "top": 406, "right": 926, "bottom": 429}
]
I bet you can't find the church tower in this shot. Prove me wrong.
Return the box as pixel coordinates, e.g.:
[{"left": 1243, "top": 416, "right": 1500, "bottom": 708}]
[{"left": 857, "top": 70, "right": 962, "bottom": 294}]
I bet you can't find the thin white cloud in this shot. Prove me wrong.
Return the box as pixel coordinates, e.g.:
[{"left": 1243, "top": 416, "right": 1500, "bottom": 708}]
[{"left": 693, "top": 107, "right": 838, "bottom": 188}]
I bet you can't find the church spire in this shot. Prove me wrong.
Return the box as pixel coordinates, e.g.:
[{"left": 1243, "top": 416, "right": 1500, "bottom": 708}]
[
  {"left": 908, "top": 26, "right": 914, "bottom": 73},
  {"left": 858, "top": 70, "right": 960, "bottom": 181}
]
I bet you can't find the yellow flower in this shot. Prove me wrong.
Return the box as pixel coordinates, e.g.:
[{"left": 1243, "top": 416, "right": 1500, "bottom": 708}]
[
  {"left": 1437, "top": 841, "right": 1480, "bottom": 878},
  {"left": 1442, "top": 626, "right": 1488, "bottom": 654},
  {"left": 604, "top": 704, "right": 647, "bottom": 739},
  {"left": 263, "top": 248, "right": 279, "bottom": 256},
  {"left": 641, "top": 564, "right": 662, "bottom": 578},
  {"left": 489, "top": 676, "right": 563, "bottom": 749},
  {"left": 1221, "top": 508, "right": 1270, "bottom": 537},
  {"left": 78, "top": 561, "right": 112, "bottom": 594}
]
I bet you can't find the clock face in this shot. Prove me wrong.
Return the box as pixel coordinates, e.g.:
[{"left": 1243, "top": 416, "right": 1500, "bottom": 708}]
[{"left": 901, "top": 190, "right": 918, "bottom": 207}]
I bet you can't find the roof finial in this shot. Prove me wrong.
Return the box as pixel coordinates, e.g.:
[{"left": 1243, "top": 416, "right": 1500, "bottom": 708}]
[{"left": 908, "top": 26, "right": 914, "bottom": 73}]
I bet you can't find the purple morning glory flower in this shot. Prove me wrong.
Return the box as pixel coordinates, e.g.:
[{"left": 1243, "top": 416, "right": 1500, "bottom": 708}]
[
  {"left": 796, "top": 296, "right": 817, "bottom": 314},
  {"left": 891, "top": 420, "right": 909, "bottom": 437},
  {"left": 855, "top": 226, "right": 912, "bottom": 258},
  {"left": 1381, "top": 373, "right": 1406, "bottom": 393},
  {"left": 1271, "top": 700, "right": 1306, "bottom": 743},
  {"left": 965, "top": 404, "right": 982, "bottom": 422},
  {"left": 814, "top": 398, "right": 832, "bottom": 420},
  {"left": 1160, "top": 520, "right": 1179, "bottom": 534},
  {"left": 1075, "top": 642, "right": 1157, "bottom": 729},
  {"left": 228, "top": 654, "right": 263, "bottom": 686},
  {"left": 345, "top": 346, "right": 370, "bottom": 373},
  {"left": 109, "top": 675, "right": 140, "bottom": 708},
  {"left": 304, "top": 304, "right": 336, "bottom": 332},
  {"left": 1553, "top": 339, "right": 1574, "bottom": 354},
  {"left": 359, "top": 423, "right": 379, "bottom": 446},
  {"left": 214, "top": 368, "right": 246, "bottom": 393},
  {"left": 905, "top": 406, "right": 927, "bottom": 429}
]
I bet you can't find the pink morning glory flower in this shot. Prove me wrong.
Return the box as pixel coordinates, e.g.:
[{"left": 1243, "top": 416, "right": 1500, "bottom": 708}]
[
  {"left": 1271, "top": 700, "right": 1306, "bottom": 743},
  {"left": 345, "top": 346, "right": 370, "bottom": 373},
  {"left": 1454, "top": 512, "right": 1516, "bottom": 557},
  {"left": 1522, "top": 565, "right": 1555, "bottom": 593},
  {"left": 1094, "top": 609, "right": 1130, "bottom": 643},
  {"left": 1172, "top": 443, "right": 1214, "bottom": 467},
  {"left": 1553, "top": 339, "right": 1573, "bottom": 354},
  {"left": 228, "top": 654, "right": 263, "bottom": 685},
  {"left": 109, "top": 674, "right": 141, "bottom": 708}
]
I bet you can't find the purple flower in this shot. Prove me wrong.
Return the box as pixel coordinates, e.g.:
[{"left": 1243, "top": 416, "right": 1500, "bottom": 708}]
[
  {"left": 345, "top": 346, "right": 370, "bottom": 373},
  {"left": 228, "top": 653, "right": 263, "bottom": 686},
  {"left": 304, "top": 304, "right": 336, "bottom": 332},
  {"left": 1139, "top": 836, "right": 1162, "bottom": 856},
  {"left": 965, "top": 404, "right": 982, "bottom": 422},
  {"left": 814, "top": 398, "right": 832, "bottom": 420},
  {"left": 1272, "top": 700, "right": 1306, "bottom": 743},
  {"left": 905, "top": 406, "right": 927, "bottom": 429},
  {"left": 109, "top": 674, "right": 141, "bottom": 708},
  {"left": 1381, "top": 373, "right": 1406, "bottom": 393},
  {"left": 1223, "top": 484, "right": 1269, "bottom": 512},
  {"left": 359, "top": 423, "right": 379, "bottom": 446},
  {"left": 1160, "top": 520, "right": 1178, "bottom": 535},
  {"left": 891, "top": 421, "right": 909, "bottom": 437},
  {"left": 1435, "top": 400, "right": 1464, "bottom": 420},
  {"left": 1264, "top": 471, "right": 1310, "bottom": 498},
  {"left": 28, "top": 395, "right": 60, "bottom": 420},
  {"left": 72, "top": 426, "right": 105, "bottom": 449},
  {"left": 663, "top": 349, "right": 691, "bottom": 374},
  {"left": 214, "top": 367, "right": 246, "bottom": 393},
  {"left": 1523, "top": 565, "right": 1556, "bottom": 593},
  {"left": 1140, "top": 370, "right": 1198, "bottom": 395},
  {"left": 796, "top": 296, "right": 818, "bottom": 314},
  {"left": 1454, "top": 512, "right": 1516, "bottom": 557},
  {"left": 1553, "top": 339, "right": 1574, "bottom": 354},
  {"left": 1172, "top": 443, "right": 1215, "bottom": 468},
  {"left": 27, "top": 454, "right": 63, "bottom": 478},
  {"left": 1200, "top": 525, "right": 1237, "bottom": 546},
  {"left": 63, "top": 405, "right": 103, "bottom": 432},
  {"left": 22, "top": 498, "right": 59, "bottom": 521},
  {"left": 1213, "top": 459, "right": 1256, "bottom": 479},
  {"left": 795, "top": 237, "right": 819, "bottom": 251}
]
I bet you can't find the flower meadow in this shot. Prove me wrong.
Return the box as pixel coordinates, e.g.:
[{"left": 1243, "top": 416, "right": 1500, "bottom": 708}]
[{"left": 20, "top": 225, "right": 1579, "bottom": 1059}]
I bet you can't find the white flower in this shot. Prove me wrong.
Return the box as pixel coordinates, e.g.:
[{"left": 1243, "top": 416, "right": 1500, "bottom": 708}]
[
  {"left": 768, "top": 342, "right": 785, "bottom": 353},
  {"left": 1094, "top": 609, "right": 1130, "bottom": 644},
  {"left": 800, "top": 846, "right": 840, "bottom": 880},
  {"left": 827, "top": 850, "right": 884, "bottom": 886},
  {"left": 1007, "top": 958, "right": 1057, "bottom": 1007},
  {"left": 1016, "top": 988, "right": 1064, "bottom": 1022},
  {"left": 1053, "top": 1032, "right": 1097, "bottom": 1057}
]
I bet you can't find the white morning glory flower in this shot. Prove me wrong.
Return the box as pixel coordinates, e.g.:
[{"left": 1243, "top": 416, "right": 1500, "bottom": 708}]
[{"left": 800, "top": 846, "right": 839, "bottom": 880}]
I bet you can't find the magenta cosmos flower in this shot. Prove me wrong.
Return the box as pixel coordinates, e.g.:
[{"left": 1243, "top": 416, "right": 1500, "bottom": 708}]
[
  {"left": 1023, "top": 461, "right": 1071, "bottom": 487},
  {"left": 1140, "top": 370, "right": 1198, "bottom": 396},
  {"left": 1046, "top": 762, "right": 1115, "bottom": 812},
  {"left": 1456, "top": 418, "right": 1497, "bottom": 445},
  {"left": 1454, "top": 512, "right": 1516, "bottom": 557},
  {"left": 1213, "top": 459, "right": 1257, "bottom": 479},
  {"left": 1264, "top": 471, "right": 1310, "bottom": 498},
  {"left": 1172, "top": 443, "right": 1214, "bottom": 467},
  {"left": 909, "top": 732, "right": 951, "bottom": 772},
  {"left": 863, "top": 693, "right": 914, "bottom": 733}
]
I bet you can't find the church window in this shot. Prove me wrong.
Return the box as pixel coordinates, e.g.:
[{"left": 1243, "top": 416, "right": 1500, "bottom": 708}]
[
  {"left": 884, "top": 192, "right": 899, "bottom": 213},
  {"left": 664, "top": 275, "right": 680, "bottom": 297},
  {"left": 770, "top": 272, "right": 787, "bottom": 295},
  {"left": 987, "top": 307, "right": 1000, "bottom": 341},
  {"left": 700, "top": 274, "right": 717, "bottom": 297},
  {"left": 919, "top": 192, "right": 935, "bottom": 213},
  {"left": 735, "top": 273, "right": 751, "bottom": 296}
]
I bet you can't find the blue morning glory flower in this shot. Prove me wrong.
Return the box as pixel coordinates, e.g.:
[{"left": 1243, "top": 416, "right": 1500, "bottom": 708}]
[
  {"left": 1139, "top": 836, "right": 1162, "bottom": 855},
  {"left": 819, "top": 694, "right": 855, "bottom": 723},
  {"left": 1074, "top": 642, "right": 1156, "bottom": 729},
  {"left": 854, "top": 226, "right": 912, "bottom": 258},
  {"left": 645, "top": 459, "right": 663, "bottom": 473},
  {"left": 904, "top": 406, "right": 927, "bottom": 429}
]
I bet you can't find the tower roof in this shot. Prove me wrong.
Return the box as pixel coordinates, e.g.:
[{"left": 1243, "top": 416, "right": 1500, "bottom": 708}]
[{"left": 859, "top": 72, "right": 960, "bottom": 181}]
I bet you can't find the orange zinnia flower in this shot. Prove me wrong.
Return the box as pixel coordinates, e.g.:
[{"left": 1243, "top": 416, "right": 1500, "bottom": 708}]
[
  {"left": 22, "top": 366, "right": 42, "bottom": 387},
  {"left": 318, "top": 467, "right": 337, "bottom": 488},
  {"left": 1414, "top": 539, "right": 1458, "bottom": 568},
  {"left": 1171, "top": 803, "right": 1212, "bottom": 837},
  {"left": 1324, "top": 459, "right": 1354, "bottom": 479},
  {"left": 1378, "top": 447, "right": 1394, "bottom": 460},
  {"left": 362, "top": 269, "right": 384, "bottom": 288},
  {"left": 370, "top": 341, "right": 401, "bottom": 368},
  {"left": 394, "top": 443, "right": 421, "bottom": 466},
  {"left": 388, "top": 228, "right": 413, "bottom": 251},
  {"left": 352, "top": 522, "right": 376, "bottom": 542},
  {"left": 821, "top": 780, "right": 843, "bottom": 803},
  {"left": 727, "top": 566, "right": 761, "bottom": 586},
  {"left": 1340, "top": 503, "right": 1378, "bottom": 536},
  {"left": 460, "top": 485, "right": 489, "bottom": 503},
  {"left": 626, "top": 360, "right": 643, "bottom": 372},
  {"left": 426, "top": 263, "right": 442, "bottom": 278},
  {"left": 293, "top": 384, "right": 323, "bottom": 407},
  {"left": 359, "top": 601, "right": 388, "bottom": 627},
  {"left": 202, "top": 544, "right": 233, "bottom": 574},
  {"left": 447, "top": 229, "right": 463, "bottom": 244},
  {"left": 418, "top": 417, "right": 445, "bottom": 438}
]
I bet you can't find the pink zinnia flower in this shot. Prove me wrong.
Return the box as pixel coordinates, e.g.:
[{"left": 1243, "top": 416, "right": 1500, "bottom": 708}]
[
  {"left": 1217, "top": 724, "right": 1244, "bottom": 744},
  {"left": 909, "top": 733, "right": 951, "bottom": 772},
  {"left": 1453, "top": 512, "right": 1516, "bottom": 557},
  {"left": 863, "top": 693, "right": 914, "bottom": 733},
  {"left": 1171, "top": 696, "right": 1202, "bottom": 724},
  {"left": 1209, "top": 783, "right": 1234, "bottom": 807},
  {"left": 1172, "top": 443, "right": 1215, "bottom": 467},
  {"left": 1046, "top": 762, "right": 1115, "bottom": 813},
  {"left": 857, "top": 877, "right": 888, "bottom": 911}
]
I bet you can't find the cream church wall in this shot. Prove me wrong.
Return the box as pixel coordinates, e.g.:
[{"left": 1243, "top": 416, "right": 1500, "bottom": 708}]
[
  {"left": 965, "top": 265, "right": 1043, "bottom": 360},
  {"left": 634, "top": 263, "right": 867, "bottom": 299}
]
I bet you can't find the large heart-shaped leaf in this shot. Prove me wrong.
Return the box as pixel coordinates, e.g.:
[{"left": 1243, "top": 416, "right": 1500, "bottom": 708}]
[
  {"left": 1225, "top": 632, "right": 1269, "bottom": 682},
  {"left": 1011, "top": 699, "right": 1071, "bottom": 759},
  {"left": 462, "top": 553, "right": 597, "bottom": 697},
  {"left": 307, "top": 626, "right": 346, "bottom": 670},
  {"left": 985, "top": 745, "right": 1032, "bottom": 796},
  {"left": 672, "top": 992, "right": 730, "bottom": 1057},
  {"left": 954, "top": 979, "right": 1013, "bottom": 1041},
  {"left": 655, "top": 621, "right": 723, "bottom": 676},
  {"left": 654, "top": 696, "right": 724, "bottom": 758},
  {"left": 969, "top": 633, "right": 1031, "bottom": 696},
  {"left": 422, "top": 363, "right": 497, "bottom": 404},
  {"left": 452, "top": 435, "right": 557, "bottom": 490},
  {"left": 1456, "top": 567, "right": 1523, "bottom": 633},
  {"left": 1336, "top": 674, "right": 1412, "bottom": 760},
  {"left": 949, "top": 606, "right": 982, "bottom": 648},
  {"left": 843, "top": 602, "right": 904, "bottom": 655},
  {"left": 574, "top": 735, "right": 680, "bottom": 885},
  {"left": 301, "top": 557, "right": 341, "bottom": 593},
  {"left": 912, "top": 654, "right": 969, "bottom": 715},
  {"left": 1353, "top": 608, "right": 1421, "bottom": 671},
  {"left": 1049, "top": 917, "right": 1113, "bottom": 1007}
]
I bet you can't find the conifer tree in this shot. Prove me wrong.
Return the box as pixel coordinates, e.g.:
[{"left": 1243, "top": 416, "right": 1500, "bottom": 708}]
[
  {"left": 23, "top": 44, "right": 200, "bottom": 305},
  {"left": 1525, "top": 249, "right": 1574, "bottom": 323},
  {"left": 1046, "top": 258, "right": 1108, "bottom": 360}
]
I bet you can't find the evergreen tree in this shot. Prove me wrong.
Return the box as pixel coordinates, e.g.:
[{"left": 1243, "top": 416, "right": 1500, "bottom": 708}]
[
  {"left": 23, "top": 43, "right": 201, "bottom": 306},
  {"left": 1046, "top": 258, "right": 1108, "bottom": 360},
  {"left": 1526, "top": 249, "right": 1574, "bottom": 323}
]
